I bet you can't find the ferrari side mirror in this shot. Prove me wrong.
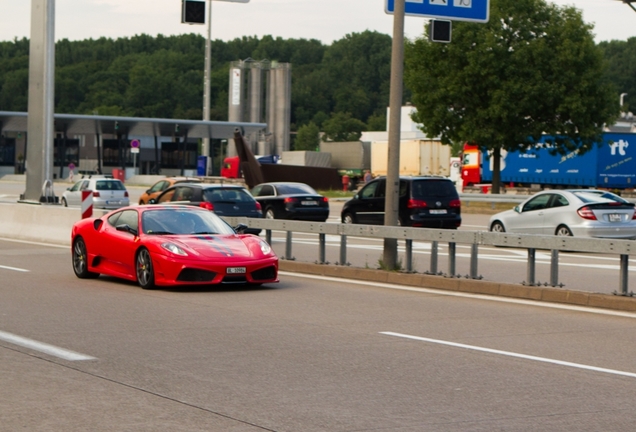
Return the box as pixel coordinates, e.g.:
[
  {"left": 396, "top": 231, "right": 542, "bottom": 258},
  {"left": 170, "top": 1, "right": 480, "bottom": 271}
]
[
  {"left": 234, "top": 223, "right": 248, "bottom": 234},
  {"left": 116, "top": 224, "right": 138, "bottom": 236}
]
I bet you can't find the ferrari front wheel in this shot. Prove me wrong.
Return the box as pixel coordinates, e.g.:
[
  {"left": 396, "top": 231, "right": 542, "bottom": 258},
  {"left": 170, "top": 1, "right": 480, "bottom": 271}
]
[
  {"left": 72, "top": 237, "right": 99, "bottom": 279},
  {"left": 136, "top": 248, "right": 156, "bottom": 290}
]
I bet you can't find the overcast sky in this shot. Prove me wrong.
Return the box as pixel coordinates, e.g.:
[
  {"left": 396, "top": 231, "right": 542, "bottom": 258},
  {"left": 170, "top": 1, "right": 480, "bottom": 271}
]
[{"left": 1, "top": 0, "right": 634, "bottom": 45}]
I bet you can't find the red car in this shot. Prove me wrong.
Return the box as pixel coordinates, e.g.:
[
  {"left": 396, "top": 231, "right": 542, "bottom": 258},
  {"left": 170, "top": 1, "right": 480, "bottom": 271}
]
[{"left": 71, "top": 205, "right": 278, "bottom": 289}]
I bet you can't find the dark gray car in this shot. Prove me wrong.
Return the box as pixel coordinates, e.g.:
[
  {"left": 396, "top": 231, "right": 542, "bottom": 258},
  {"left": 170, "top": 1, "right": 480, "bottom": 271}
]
[{"left": 341, "top": 176, "right": 461, "bottom": 228}]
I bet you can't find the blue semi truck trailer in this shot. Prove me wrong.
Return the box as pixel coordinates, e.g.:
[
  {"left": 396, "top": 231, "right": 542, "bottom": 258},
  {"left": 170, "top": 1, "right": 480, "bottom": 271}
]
[{"left": 480, "top": 133, "right": 636, "bottom": 189}]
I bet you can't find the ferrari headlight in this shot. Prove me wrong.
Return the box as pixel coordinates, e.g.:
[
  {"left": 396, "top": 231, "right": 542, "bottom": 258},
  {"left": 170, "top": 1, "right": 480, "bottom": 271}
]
[
  {"left": 161, "top": 242, "right": 187, "bottom": 256},
  {"left": 259, "top": 239, "right": 272, "bottom": 255}
]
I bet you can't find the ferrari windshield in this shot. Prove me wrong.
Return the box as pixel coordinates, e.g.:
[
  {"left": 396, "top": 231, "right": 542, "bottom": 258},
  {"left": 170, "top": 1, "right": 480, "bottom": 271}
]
[{"left": 141, "top": 208, "right": 236, "bottom": 235}]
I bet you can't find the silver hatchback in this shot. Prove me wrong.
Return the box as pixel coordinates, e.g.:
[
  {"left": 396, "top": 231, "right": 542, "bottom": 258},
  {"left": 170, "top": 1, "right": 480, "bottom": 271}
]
[
  {"left": 489, "top": 189, "right": 636, "bottom": 239},
  {"left": 62, "top": 177, "right": 130, "bottom": 210}
]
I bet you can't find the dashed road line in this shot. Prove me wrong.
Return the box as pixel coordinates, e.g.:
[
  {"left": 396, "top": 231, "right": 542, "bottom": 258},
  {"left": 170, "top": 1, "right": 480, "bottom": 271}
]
[
  {"left": 381, "top": 331, "right": 636, "bottom": 379},
  {"left": 0, "top": 330, "right": 96, "bottom": 361}
]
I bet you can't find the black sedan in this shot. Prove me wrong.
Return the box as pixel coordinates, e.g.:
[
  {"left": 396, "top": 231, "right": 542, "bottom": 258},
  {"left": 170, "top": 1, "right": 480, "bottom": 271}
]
[
  {"left": 150, "top": 183, "right": 262, "bottom": 234},
  {"left": 250, "top": 182, "right": 329, "bottom": 222}
]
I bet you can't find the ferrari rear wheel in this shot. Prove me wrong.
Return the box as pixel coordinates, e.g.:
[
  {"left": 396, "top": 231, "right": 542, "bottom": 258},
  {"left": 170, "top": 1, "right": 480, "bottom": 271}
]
[
  {"left": 72, "top": 237, "right": 99, "bottom": 279},
  {"left": 136, "top": 248, "right": 156, "bottom": 290}
]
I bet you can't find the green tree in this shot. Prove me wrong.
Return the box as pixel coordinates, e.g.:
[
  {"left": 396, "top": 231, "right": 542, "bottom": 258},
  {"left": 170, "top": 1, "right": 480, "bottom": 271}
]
[
  {"left": 294, "top": 122, "right": 320, "bottom": 150},
  {"left": 322, "top": 112, "right": 366, "bottom": 142},
  {"left": 599, "top": 37, "right": 636, "bottom": 113},
  {"left": 367, "top": 113, "right": 386, "bottom": 131},
  {"left": 405, "top": 0, "right": 619, "bottom": 193},
  {"left": 322, "top": 31, "right": 393, "bottom": 124}
]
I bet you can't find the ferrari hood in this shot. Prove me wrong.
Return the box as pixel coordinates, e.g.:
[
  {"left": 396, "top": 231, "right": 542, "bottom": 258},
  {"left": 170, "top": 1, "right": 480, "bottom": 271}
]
[{"left": 173, "top": 235, "right": 253, "bottom": 259}]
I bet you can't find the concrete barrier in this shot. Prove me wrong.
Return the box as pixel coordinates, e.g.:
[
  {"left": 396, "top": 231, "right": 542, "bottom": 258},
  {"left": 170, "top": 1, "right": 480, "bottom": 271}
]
[
  {"left": 0, "top": 202, "right": 107, "bottom": 246},
  {"left": 0, "top": 174, "right": 26, "bottom": 182}
]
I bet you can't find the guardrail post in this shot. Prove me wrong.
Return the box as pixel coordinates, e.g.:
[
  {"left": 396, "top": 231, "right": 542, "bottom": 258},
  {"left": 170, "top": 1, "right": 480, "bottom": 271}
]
[
  {"left": 550, "top": 249, "right": 559, "bottom": 287},
  {"left": 265, "top": 229, "right": 272, "bottom": 246},
  {"left": 429, "top": 241, "right": 438, "bottom": 274},
  {"left": 285, "top": 231, "right": 295, "bottom": 261},
  {"left": 339, "top": 235, "right": 347, "bottom": 265},
  {"left": 526, "top": 248, "right": 536, "bottom": 286},
  {"left": 318, "top": 233, "right": 326, "bottom": 264},
  {"left": 617, "top": 254, "right": 630, "bottom": 296},
  {"left": 470, "top": 243, "right": 478, "bottom": 279},
  {"left": 447, "top": 242, "right": 456, "bottom": 277},
  {"left": 405, "top": 239, "right": 413, "bottom": 273}
]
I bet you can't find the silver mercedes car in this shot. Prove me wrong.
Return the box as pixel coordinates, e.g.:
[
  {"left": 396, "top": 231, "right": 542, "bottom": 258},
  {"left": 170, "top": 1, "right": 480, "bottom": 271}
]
[{"left": 488, "top": 189, "right": 636, "bottom": 239}]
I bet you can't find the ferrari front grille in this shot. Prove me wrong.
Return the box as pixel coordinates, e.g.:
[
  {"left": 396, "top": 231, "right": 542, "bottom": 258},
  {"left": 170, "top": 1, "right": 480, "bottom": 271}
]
[
  {"left": 177, "top": 269, "right": 216, "bottom": 282},
  {"left": 251, "top": 266, "right": 277, "bottom": 281},
  {"left": 222, "top": 275, "right": 247, "bottom": 284}
]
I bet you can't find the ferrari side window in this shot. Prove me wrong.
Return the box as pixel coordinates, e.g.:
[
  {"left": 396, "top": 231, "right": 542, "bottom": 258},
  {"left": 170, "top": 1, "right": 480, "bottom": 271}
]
[
  {"left": 107, "top": 212, "right": 122, "bottom": 227},
  {"left": 117, "top": 210, "right": 139, "bottom": 232}
]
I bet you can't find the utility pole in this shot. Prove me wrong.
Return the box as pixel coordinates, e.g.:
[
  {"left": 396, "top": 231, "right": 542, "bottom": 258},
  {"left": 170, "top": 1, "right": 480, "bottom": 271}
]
[
  {"left": 23, "top": 0, "right": 56, "bottom": 203},
  {"left": 202, "top": 0, "right": 213, "bottom": 165},
  {"left": 181, "top": 0, "right": 251, "bottom": 174},
  {"left": 383, "top": 0, "right": 405, "bottom": 270}
]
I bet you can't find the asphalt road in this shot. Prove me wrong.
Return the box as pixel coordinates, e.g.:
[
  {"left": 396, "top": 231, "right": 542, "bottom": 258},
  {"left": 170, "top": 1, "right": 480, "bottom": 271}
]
[{"left": 2, "top": 238, "right": 636, "bottom": 431}]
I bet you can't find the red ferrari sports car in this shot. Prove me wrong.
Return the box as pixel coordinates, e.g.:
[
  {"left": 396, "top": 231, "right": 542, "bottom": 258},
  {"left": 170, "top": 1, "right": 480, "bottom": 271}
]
[{"left": 71, "top": 205, "right": 278, "bottom": 289}]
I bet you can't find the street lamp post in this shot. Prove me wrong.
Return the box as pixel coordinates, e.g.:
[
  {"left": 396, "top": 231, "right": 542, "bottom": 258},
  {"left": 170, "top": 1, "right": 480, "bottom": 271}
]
[
  {"left": 193, "top": 0, "right": 250, "bottom": 175},
  {"left": 202, "top": 0, "right": 212, "bottom": 166}
]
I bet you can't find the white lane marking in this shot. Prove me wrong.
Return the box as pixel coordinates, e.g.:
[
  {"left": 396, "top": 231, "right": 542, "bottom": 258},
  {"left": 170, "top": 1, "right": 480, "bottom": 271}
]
[
  {"left": 0, "top": 330, "right": 96, "bottom": 361},
  {"left": 0, "top": 237, "right": 68, "bottom": 249},
  {"left": 0, "top": 265, "right": 29, "bottom": 272},
  {"left": 381, "top": 332, "right": 636, "bottom": 379},
  {"left": 278, "top": 271, "right": 636, "bottom": 319}
]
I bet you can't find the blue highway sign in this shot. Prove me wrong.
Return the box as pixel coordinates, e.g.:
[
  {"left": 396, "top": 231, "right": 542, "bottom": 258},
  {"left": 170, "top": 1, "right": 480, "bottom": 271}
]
[{"left": 386, "top": 0, "right": 490, "bottom": 23}]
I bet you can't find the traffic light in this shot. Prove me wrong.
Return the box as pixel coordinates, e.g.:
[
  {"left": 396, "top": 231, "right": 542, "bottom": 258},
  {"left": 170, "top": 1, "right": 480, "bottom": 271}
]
[
  {"left": 182, "top": 0, "right": 205, "bottom": 25},
  {"left": 429, "top": 20, "right": 452, "bottom": 43}
]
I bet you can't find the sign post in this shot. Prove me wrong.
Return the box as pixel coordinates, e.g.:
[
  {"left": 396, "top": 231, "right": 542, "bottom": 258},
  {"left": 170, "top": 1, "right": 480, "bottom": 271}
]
[
  {"left": 131, "top": 139, "right": 140, "bottom": 175},
  {"left": 184, "top": 0, "right": 250, "bottom": 160},
  {"left": 381, "top": 0, "right": 489, "bottom": 269}
]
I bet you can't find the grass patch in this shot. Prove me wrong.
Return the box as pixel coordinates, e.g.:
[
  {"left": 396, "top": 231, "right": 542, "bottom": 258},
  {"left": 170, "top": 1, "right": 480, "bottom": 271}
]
[{"left": 319, "top": 189, "right": 357, "bottom": 199}]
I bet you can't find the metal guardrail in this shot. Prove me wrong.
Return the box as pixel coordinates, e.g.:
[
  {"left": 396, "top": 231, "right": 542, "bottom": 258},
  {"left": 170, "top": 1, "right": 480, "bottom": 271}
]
[
  {"left": 459, "top": 193, "right": 636, "bottom": 204},
  {"left": 223, "top": 217, "right": 635, "bottom": 296}
]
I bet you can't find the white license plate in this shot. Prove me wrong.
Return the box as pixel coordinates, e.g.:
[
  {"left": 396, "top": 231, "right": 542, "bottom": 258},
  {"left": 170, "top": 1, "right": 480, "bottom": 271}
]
[
  {"left": 106, "top": 201, "right": 120, "bottom": 205},
  {"left": 226, "top": 267, "right": 246, "bottom": 274},
  {"left": 301, "top": 201, "right": 318, "bottom": 206},
  {"left": 609, "top": 213, "right": 622, "bottom": 222},
  {"left": 429, "top": 209, "right": 447, "bottom": 214}
]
